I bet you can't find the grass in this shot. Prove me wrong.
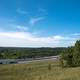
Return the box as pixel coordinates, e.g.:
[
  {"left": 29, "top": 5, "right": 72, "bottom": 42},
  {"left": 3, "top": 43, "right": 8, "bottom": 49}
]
[{"left": 0, "top": 60, "right": 80, "bottom": 80}]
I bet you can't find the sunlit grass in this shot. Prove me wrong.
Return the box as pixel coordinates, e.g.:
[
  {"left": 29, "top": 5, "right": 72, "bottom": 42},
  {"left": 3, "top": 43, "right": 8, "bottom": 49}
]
[{"left": 0, "top": 60, "right": 80, "bottom": 80}]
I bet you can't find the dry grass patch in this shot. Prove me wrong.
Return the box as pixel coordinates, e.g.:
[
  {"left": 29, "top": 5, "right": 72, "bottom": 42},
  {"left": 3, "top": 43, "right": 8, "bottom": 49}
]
[{"left": 0, "top": 60, "right": 80, "bottom": 80}]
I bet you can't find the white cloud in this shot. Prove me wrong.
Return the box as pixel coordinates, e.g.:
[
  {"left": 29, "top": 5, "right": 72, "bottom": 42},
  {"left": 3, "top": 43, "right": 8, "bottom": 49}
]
[
  {"left": 38, "top": 8, "right": 48, "bottom": 16},
  {"left": 16, "top": 25, "right": 28, "bottom": 31},
  {"left": 5, "top": 24, "right": 28, "bottom": 32},
  {"left": 0, "top": 31, "right": 78, "bottom": 47},
  {"left": 39, "top": 8, "right": 46, "bottom": 13},
  {"left": 72, "top": 33, "right": 80, "bottom": 36},
  {"left": 29, "top": 17, "right": 44, "bottom": 26},
  {"left": 0, "top": 19, "right": 79, "bottom": 47},
  {"left": 16, "top": 8, "right": 27, "bottom": 14}
]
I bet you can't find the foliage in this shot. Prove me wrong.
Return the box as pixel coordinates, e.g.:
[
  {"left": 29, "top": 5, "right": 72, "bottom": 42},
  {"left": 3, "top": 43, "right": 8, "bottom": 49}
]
[
  {"left": 73, "top": 40, "right": 80, "bottom": 66},
  {"left": 48, "top": 64, "right": 52, "bottom": 70},
  {"left": 0, "top": 47, "right": 64, "bottom": 59},
  {"left": 61, "top": 40, "right": 80, "bottom": 67}
]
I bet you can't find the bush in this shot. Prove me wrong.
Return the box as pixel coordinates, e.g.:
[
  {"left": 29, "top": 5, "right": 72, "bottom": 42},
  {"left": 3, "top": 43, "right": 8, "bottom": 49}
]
[
  {"left": 60, "top": 40, "right": 80, "bottom": 67},
  {"left": 48, "top": 64, "right": 51, "bottom": 70}
]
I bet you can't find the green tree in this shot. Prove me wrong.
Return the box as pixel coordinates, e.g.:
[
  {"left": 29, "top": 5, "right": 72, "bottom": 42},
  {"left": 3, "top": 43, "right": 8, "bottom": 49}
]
[
  {"left": 61, "top": 47, "right": 74, "bottom": 67},
  {"left": 61, "top": 40, "right": 80, "bottom": 67},
  {"left": 73, "top": 40, "right": 80, "bottom": 66}
]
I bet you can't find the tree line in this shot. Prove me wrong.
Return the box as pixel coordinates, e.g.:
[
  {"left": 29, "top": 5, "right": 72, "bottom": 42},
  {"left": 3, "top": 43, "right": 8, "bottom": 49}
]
[{"left": 0, "top": 47, "right": 65, "bottom": 59}]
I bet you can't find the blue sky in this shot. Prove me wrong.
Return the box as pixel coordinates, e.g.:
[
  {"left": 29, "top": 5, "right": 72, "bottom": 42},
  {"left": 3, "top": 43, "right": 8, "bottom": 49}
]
[{"left": 0, "top": 0, "right": 80, "bottom": 47}]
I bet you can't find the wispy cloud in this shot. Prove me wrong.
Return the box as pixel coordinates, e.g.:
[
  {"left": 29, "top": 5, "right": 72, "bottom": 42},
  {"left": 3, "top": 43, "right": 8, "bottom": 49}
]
[
  {"left": 39, "top": 8, "right": 46, "bottom": 13},
  {"left": 38, "top": 8, "right": 48, "bottom": 15},
  {"left": 16, "top": 8, "right": 28, "bottom": 14},
  {"left": 3, "top": 24, "right": 28, "bottom": 32},
  {"left": 29, "top": 17, "right": 44, "bottom": 26},
  {"left": 16, "top": 25, "right": 28, "bottom": 32},
  {"left": 0, "top": 18, "right": 79, "bottom": 47},
  {"left": 71, "top": 33, "right": 80, "bottom": 36}
]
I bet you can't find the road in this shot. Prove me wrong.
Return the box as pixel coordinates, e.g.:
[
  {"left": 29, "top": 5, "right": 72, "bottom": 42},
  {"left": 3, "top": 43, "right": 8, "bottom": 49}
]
[
  {"left": 0, "top": 56, "right": 59, "bottom": 64},
  {"left": 18, "top": 56, "right": 59, "bottom": 64}
]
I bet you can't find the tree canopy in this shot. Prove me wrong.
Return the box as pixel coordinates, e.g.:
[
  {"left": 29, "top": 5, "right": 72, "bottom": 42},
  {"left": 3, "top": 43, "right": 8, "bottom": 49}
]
[
  {"left": 0, "top": 47, "right": 64, "bottom": 59},
  {"left": 61, "top": 40, "right": 80, "bottom": 67}
]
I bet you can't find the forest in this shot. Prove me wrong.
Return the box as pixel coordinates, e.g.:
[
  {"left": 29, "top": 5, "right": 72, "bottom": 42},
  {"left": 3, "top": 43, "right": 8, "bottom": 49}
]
[{"left": 0, "top": 47, "right": 65, "bottom": 59}]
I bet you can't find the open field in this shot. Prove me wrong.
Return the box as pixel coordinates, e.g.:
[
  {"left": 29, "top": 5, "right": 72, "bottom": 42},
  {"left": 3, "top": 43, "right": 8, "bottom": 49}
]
[{"left": 0, "top": 60, "right": 80, "bottom": 80}]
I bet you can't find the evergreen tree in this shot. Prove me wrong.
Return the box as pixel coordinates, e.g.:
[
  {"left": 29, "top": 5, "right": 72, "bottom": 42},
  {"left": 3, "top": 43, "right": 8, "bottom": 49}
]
[{"left": 73, "top": 40, "right": 80, "bottom": 66}]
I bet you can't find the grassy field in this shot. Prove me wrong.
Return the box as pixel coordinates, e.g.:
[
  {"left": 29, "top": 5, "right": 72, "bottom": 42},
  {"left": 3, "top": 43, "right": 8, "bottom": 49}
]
[{"left": 0, "top": 60, "right": 80, "bottom": 80}]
